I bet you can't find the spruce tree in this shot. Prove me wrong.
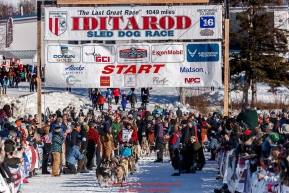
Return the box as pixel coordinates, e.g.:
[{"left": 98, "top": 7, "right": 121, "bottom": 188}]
[{"left": 230, "top": 1, "right": 289, "bottom": 105}]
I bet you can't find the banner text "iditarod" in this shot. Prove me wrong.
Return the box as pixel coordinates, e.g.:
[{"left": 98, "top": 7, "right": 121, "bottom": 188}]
[{"left": 73, "top": 9, "right": 191, "bottom": 38}]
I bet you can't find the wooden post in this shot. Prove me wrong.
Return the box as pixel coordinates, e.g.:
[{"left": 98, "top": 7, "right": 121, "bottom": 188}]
[
  {"left": 223, "top": 19, "right": 229, "bottom": 117},
  {"left": 180, "top": 87, "right": 186, "bottom": 105},
  {"left": 37, "top": 1, "right": 42, "bottom": 126}
]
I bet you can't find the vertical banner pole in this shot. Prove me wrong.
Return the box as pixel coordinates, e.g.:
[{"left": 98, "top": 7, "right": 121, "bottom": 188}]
[
  {"left": 37, "top": 1, "right": 42, "bottom": 126},
  {"left": 224, "top": 19, "right": 229, "bottom": 117}
]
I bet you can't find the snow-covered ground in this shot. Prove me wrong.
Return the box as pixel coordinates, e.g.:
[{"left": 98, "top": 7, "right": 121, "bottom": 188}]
[{"left": 21, "top": 155, "right": 221, "bottom": 193}]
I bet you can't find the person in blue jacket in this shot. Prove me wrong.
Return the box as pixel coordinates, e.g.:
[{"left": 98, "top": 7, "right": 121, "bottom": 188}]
[
  {"left": 121, "top": 98, "right": 128, "bottom": 111},
  {"left": 2, "top": 76, "right": 8, "bottom": 94},
  {"left": 63, "top": 140, "right": 85, "bottom": 174},
  {"left": 50, "top": 117, "right": 66, "bottom": 134}
]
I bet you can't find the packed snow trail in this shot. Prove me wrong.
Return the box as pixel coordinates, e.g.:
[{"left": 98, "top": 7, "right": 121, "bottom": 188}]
[{"left": 21, "top": 156, "right": 221, "bottom": 193}]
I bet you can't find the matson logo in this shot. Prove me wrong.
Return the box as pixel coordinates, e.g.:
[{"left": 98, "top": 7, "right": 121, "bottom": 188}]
[
  {"left": 152, "top": 49, "right": 183, "bottom": 56},
  {"left": 184, "top": 78, "right": 201, "bottom": 84},
  {"left": 180, "top": 67, "right": 204, "bottom": 73},
  {"left": 102, "top": 64, "right": 165, "bottom": 74}
]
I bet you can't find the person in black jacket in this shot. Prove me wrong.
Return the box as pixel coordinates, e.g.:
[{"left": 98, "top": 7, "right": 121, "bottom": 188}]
[
  {"left": 77, "top": 124, "right": 89, "bottom": 173},
  {"left": 154, "top": 118, "right": 164, "bottom": 162},
  {"left": 0, "top": 142, "right": 14, "bottom": 184},
  {"left": 181, "top": 136, "right": 205, "bottom": 173},
  {"left": 180, "top": 120, "right": 192, "bottom": 146},
  {"left": 176, "top": 107, "right": 182, "bottom": 117},
  {"left": 129, "top": 91, "right": 138, "bottom": 109},
  {"left": 136, "top": 115, "right": 145, "bottom": 144},
  {"left": 42, "top": 126, "right": 52, "bottom": 174}
]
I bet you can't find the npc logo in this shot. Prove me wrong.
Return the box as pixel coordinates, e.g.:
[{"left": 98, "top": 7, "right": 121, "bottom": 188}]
[
  {"left": 49, "top": 11, "right": 67, "bottom": 36},
  {"left": 187, "top": 44, "right": 219, "bottom": 62}
]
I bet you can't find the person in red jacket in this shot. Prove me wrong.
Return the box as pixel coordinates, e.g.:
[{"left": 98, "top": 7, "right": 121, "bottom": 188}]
[
  {"left": 113, "top": 88, "right": 121, "bottom": 105},
  {"left": 98, "top": 94, "right": 106, "bottom": 112},
  {"left": 118, "top": 123, "right": 138, "bottom": 145},
  {"left": 86, "top": 122, "right": 99, "bottom": 170}
]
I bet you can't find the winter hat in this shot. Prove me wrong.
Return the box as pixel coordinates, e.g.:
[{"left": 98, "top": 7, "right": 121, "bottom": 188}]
[
  {"left": 15, "top": 120, "right": 21, "bottom": 127},
  {"left": 20, "top": 123, "right": 26, "bottom": 129},
  {"left": 83, "top": 124, "right": 89, "bottom": 131},
  {"left": 201, "top": 121, "right": 207, "bottom": 127},
  {"left": 243, "top": 130, "right": 252, "bottom": 136},
  {"left": 4, "top": 144, "right": 13, "bottom": 153},
  {"left": 88, "top": 121, "right": 95, "bottom": 127},
  {"left": 280, "top": 124, "right": 289, "bottom": 134},
  {"left": 242, "top": 102, "right": 250, "bottom": 110},
  {"left": 37, "top": 128, "right": 44, "bottom": 135},
  {"left": 3, "top": 104, "right": 10, "bottom": 111},
  {"left": 270, "top": 133, "right": 280, "bottom": 142}
]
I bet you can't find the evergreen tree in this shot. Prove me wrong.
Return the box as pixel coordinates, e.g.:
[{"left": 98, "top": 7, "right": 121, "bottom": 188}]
[{"left": 230, "top": 1, "right": 289, "bottom": 105}]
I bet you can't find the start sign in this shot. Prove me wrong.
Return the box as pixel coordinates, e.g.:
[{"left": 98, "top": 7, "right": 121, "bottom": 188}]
[{"left": 44, "top": 5, "right": 222, "bottom": 40}]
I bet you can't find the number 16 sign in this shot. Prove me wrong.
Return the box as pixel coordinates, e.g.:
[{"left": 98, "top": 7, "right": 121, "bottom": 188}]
[{"left": 200, "top": 16, "right": 215, "bottom": 28}]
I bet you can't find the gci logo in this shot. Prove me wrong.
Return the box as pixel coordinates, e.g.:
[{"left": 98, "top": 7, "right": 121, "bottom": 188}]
[
  {"left": 184, "top": 78, "right": 201, "bottom": 84},
  {"left": 95, "top": 56, "right": 111, "bottom": 63}
]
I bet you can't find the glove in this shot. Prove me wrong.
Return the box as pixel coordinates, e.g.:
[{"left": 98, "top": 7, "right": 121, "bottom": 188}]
[{"left": 6, "top": 176, "right": 15, "bottom": 183}]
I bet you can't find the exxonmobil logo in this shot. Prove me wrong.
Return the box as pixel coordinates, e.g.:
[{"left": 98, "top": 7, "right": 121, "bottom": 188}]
[
  {"left": 152, "top": 49, "right": 183, "bottom": 57},
  {"left": 184, "top": 78, "right": 201, "bottom": 84}
]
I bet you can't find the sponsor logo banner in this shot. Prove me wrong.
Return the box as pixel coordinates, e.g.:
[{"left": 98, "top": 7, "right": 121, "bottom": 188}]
[
  {"left": 82, "top": 45, "right": 115, "bottom": 63},
  {"left": 151, "top": 44, "right": 184, "bottom": 63},
  {"left": 62, "top": 65, "right": 85, "bottom": 75},
  {"left": 180, "top": 67, "right": 204, "bottom": 73},
  {"left": 47, "top": 45, "right": 81, "bottom": 63},
  {"left": 124, "top": 74, "right": 137, "bottom": 87},
  {"left": 184, "top": 77, "right": 201, "bottom": 84},
  {"left": 66, "top": 75, "right": 81, "bottom": 86},
  {"left": 49, "top": 11, "right": 67, "bottom": 36},
  {"left": 100, "top": 76, "right": 111, "bottom": 86},
  {"left": 44, "top": 5, "right": 222, "bottom": 41},
  {"left": 187, "top": 44, "right": 219, "bottom": 62},
  {"left": 117, "top": 45, "right": 150, "bottom": 63},
  {"left": 45, "top": 42, "right": 221, "bottom": 87},
  {"left": 152, "top": 77, "right": 169, "bottom": 85}
]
